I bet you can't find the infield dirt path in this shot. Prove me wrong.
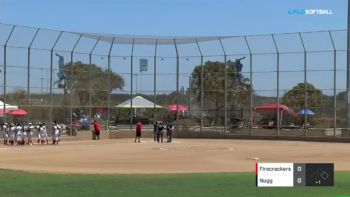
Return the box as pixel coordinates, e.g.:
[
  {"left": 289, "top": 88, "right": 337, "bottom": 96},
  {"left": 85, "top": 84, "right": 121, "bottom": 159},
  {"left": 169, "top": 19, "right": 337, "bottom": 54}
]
[{"left": 0, "top": 139, "right": 350, "bottom": 174}]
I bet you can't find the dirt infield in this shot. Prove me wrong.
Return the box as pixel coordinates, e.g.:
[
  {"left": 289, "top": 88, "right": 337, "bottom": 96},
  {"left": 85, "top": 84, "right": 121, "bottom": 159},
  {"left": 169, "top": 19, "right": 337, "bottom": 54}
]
[{"left": 0, "top": 139, "right": 350, "bottom": 174}]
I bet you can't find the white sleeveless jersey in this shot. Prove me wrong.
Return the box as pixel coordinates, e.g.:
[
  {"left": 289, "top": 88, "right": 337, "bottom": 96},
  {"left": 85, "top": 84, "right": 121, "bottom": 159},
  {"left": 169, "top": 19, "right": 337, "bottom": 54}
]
[
  {"left": 9, "top": 127, "right": 16, "bottom": 139},
  {"left": 54, "top": 125, "right": 61, "bottom": 135},
  {"left": 39, "top": 127, "right": 45, "bottom": 134},
  {"left": 41, "top": 126, "right": 47, "bottom": 133},
  {"left": 16, "top": 126, "right": 23, "bottom": 140},
  {"left": 2, "top": 125, "right": 8, "bottom": 139},
  {"left": 16, "top": 126, "right": 22, "bottom": 133}
]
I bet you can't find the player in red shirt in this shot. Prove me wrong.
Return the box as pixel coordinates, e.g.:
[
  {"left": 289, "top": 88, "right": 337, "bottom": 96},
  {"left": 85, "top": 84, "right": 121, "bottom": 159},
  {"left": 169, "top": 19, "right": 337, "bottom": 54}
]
[
  {"left": 93, "top": 120, "right": 100, "bottom": 140},
  {"left": 135, "top": 121, "right": 142, "bottom": 143}
]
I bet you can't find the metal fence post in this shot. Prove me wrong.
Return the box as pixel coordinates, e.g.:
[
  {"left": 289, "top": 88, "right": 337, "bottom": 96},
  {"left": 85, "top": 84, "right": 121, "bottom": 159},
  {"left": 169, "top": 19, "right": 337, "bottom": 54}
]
[
  {"left": 89, "top": 37, "right": 100, "bottom": 133},
  {"left": 272, "top": 34, "right": 280, "bottom": 136},
  {"left": 50, "top": 31, "right": 63, "bottom": 127},
  {"left": 347, "top": 0, "right": 350, "bottom": 129},
  {"left": 154, "top": 40, "right": 158, "bottom": 123},
  {"left": 174, "top": 39, "right": 180, "bottom": 133},
  {"left": 130, "top": 39, "right": 135, "bottom": 131},
  {"left": 189, "top": 76, "right": 192, "bottom": 118},
  {"left": 2, "top": 25, "right": 15, "bottom": 123},
  {"left": 299, "top": 32, "right": 308, "bottom": 136},
  {"left": 107, "top": 37, "right": 115, "bottom": 131},
  {"left": 244, "top": 36, "right": 253, "bottom": 136},
  {"left": 70, "top": 35, "right": 82, "bottom": 132},
  {"left": 27, "top": 28, "right": 40, "bottom": 123},
  {"left": 219, "top": 38, "right": 227, "bottom": 134},
  {"left": 195, "top": 39, "right": 203, "bottom": 132},
  {"left": 329, "top": 31, "right": 337, "bottom": 137}
]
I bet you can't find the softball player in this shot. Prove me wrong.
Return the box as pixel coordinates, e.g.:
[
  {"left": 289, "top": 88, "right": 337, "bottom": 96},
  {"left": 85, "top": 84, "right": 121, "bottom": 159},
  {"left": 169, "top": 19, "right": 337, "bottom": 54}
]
[
  {"left": 16, "top": 123, "right": 24, "bottom": 145},
  {"left": 37, "top": 123, "right": 41, "bottom": 144},
  {"left": 52, "top": 122, "right": 61, "bottom": 144},
  {"left": 2, "top": 123, "right": 8, "bottom": 145},
  {"left": 25, "top": 123, "right": 34, "bottom": 145},
  {"left": 9, "top": 123, "right": 16, "bottom": 146},
  {"left": 40, "top": 123, "right": 49, "bottom": 144}
]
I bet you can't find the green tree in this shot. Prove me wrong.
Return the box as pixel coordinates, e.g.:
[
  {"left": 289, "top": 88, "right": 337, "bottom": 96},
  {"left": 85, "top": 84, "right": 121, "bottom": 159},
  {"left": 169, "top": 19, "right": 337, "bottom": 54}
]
[
  {"left": 191, "top": 60, "right": 252, "bottom": 124},
  {"left": 62, "top": 61, "right": 125, "bottom": 106},
  {"left": 282, "top": 82, "right": 325, "bottom": 112},
  {"left": 7, "top": 89, "right": 27, "bottom": 105}
]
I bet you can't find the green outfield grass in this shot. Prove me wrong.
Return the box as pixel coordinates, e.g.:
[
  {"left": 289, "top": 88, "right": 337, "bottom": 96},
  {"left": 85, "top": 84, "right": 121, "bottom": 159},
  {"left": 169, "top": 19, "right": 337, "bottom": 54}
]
[{"left": 0, "top": 169, "right": 349, "bottom": 197}]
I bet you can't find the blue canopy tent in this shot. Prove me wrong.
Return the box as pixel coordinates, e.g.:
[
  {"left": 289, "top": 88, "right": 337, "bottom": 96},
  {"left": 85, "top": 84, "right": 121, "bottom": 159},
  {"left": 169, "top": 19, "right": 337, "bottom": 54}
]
[
  {"left": 298, "top": 109, "right": 315, "bottom": 129},
  {"left": 297, "top": 108, "right": 315, "bottom": 116}
]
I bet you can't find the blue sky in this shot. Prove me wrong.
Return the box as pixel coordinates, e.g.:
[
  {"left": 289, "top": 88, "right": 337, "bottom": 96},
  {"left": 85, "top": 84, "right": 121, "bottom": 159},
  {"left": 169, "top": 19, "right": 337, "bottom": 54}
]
[{"left": 1, "top": 0, "right": 347, "bottom": 36}]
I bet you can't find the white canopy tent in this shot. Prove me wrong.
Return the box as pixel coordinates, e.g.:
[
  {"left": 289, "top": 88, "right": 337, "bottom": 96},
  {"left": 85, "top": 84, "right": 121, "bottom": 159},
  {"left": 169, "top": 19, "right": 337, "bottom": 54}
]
[
  {"left": 0, "top": 100, "right": 18, "bottom": 110},
  {"left": 115, "top": 96, "right": 163, "bottom": 118},
  {"left": 115, "top": 96, "right": 162, "bottom": 109}
]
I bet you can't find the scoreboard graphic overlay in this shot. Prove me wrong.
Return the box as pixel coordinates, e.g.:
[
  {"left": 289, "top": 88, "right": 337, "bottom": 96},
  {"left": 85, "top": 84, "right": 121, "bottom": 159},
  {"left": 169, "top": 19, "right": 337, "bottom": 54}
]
[{"left": 256, "top": 163, "right": 334, "bottom": 187}]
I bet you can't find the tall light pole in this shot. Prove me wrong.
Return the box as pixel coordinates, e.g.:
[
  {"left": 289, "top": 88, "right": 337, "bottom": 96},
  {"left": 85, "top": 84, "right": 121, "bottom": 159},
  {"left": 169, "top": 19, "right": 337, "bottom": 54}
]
[{"left": 347, "top": 0, "right": 350, "bottom": 128}]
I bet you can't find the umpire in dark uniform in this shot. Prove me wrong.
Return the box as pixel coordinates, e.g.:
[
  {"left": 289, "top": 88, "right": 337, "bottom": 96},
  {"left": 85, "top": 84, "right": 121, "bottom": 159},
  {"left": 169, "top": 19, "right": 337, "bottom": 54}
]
[
  {"left": 156, "top": 121, "right": 164, "bottom": 143},
  {"left": 166, "top": 121, "right": 174, "bottom": 143}
]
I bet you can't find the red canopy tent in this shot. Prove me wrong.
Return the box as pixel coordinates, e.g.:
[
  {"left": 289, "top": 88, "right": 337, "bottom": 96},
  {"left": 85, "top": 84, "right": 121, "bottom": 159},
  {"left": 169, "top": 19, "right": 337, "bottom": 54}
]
[
  {"left": 0, "top": 109, "right": 9, "bottom": 116},
  {"left": 254, "top": 103, "right": 297, "bottom": 127},
  {"left": 7, "top": 109, "right": 28, "bottom": 117},
  {"left": 167, "top": 105, "right": 188, "bottom": 112},
  {"left": 254, "top": 103, "right": 296, "bottom": 116}
]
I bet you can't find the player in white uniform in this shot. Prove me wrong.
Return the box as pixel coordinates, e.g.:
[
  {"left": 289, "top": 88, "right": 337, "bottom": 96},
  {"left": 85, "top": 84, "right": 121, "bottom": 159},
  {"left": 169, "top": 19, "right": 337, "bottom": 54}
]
[
  {"left": 8, "top": 124, "right": 16, "bottom": 145},
  {"left": 52, "top": 122, "right": 61, "bottom": 144},
  {"left": 2, "top": 123, "right": 8, "bottom": 145},
  {"left": 25, "top": 123, "right": 34, "bottom": 145},
  {"left": 16, "top": 124, "right": 24, "bottom": 145},
  {"left": 22, "top": 124, "right": 27, "bottom": 145},
  {"left": 40, "top": 123, "right": 49, "bottom": 144},
  {"left": 37, "top": 123, "right": 41, "bottom": 144}
]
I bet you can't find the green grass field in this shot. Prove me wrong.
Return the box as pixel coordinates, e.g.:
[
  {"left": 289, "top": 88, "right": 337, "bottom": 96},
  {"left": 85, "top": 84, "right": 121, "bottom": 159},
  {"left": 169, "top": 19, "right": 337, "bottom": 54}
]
[{"left": 0, "top": 169, "right": 349, "bottom": 197}]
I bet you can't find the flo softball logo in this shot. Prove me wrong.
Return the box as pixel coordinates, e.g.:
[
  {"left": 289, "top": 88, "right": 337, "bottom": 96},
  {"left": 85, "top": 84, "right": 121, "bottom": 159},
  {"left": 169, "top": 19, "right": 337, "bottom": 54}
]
[{"left": 288, "top": 9, "right": 334, "bottom": 15}]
